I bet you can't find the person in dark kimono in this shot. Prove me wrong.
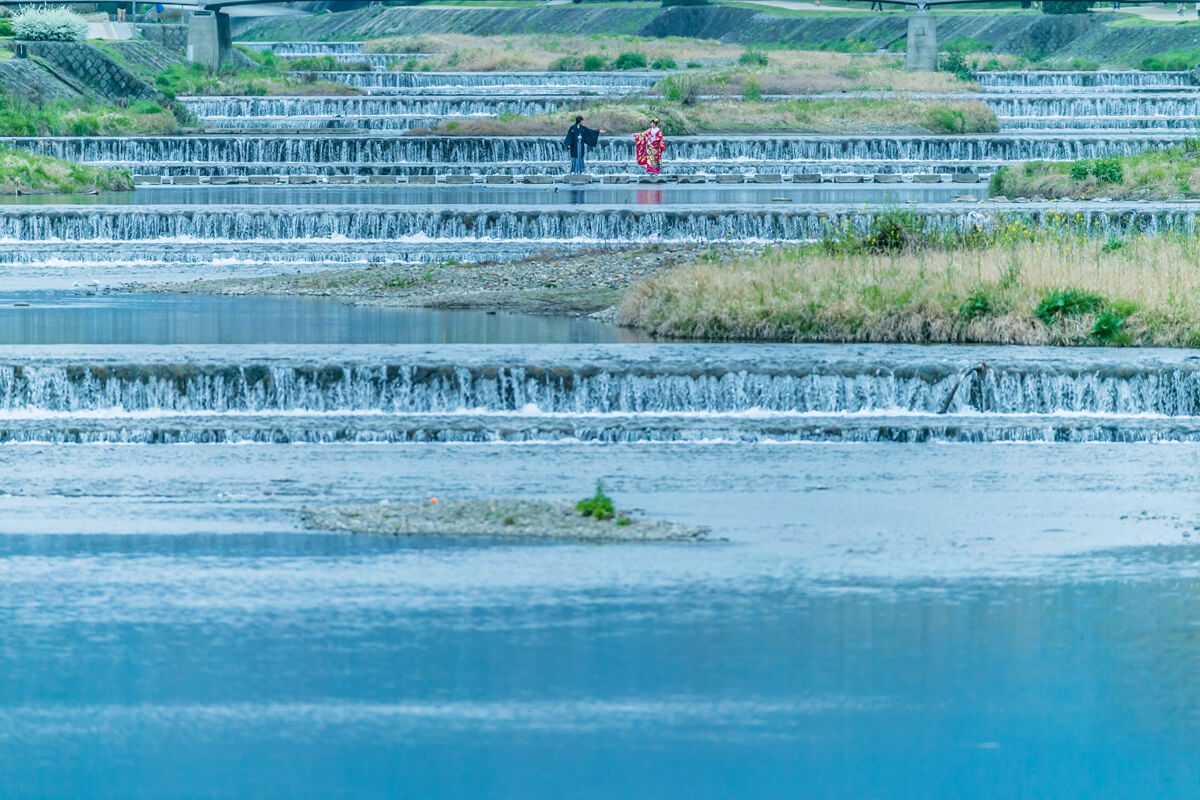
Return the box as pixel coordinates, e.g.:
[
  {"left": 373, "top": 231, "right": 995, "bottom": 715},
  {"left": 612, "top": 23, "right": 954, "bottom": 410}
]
[{"left": 564, "top": 116, "right": 605, "bottom": 175}]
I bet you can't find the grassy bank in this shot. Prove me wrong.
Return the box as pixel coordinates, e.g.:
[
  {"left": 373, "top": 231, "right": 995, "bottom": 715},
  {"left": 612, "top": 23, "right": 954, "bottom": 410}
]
[
  {"left": 991, "top": 142, "right": 1200, "bottom": 200},
  {"left": 0, "top": 95, "right": 178, "bottom": 136},
  {"left": 618, "top": 230, "right": 1200, "bottom": 347},
  {"left": 151, "top": 58, "right": 358, "bottom": 98},
  {"left": 419, "top": 98, "right": 997, "bottom": 136},
  {"left": 0, "top": 145, "right": 131, "bottom": 193}
]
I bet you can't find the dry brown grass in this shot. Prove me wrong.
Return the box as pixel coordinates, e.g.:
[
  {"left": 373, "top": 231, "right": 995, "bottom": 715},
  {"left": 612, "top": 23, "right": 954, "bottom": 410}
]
[
  {"left": 366, "top": 33, "right": 745, "bottom": 69},
  {"left": 366, "top": 34, "right": 973, "bottom": 93},
  {"left": 419, "top": 98, "right": 996, "bottom": 136},
  {"left": 618, "top": 237, "right": 1200, "bottom": 346}
]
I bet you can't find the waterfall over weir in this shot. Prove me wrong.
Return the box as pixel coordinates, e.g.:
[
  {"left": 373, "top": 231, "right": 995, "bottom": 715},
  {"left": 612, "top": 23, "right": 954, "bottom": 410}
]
[
  {"left": 2, "top": 203, "right": 1198, "bottom": 243},
  {"left": 978, "top": 70, "right": 1195, "bottom": 90},
  {"left": 181, "top": 96, "right": 580, "bottom": 130},
  {"left": 10, "top": 134, "right": 1185, "bottom": 174},
  {"left": 298, "top": 70, "right": 661, "bottom": 93},
  {"left": 7, "top": 347, "right": 1200, "bottom": 443},
  {"left": 238, "top": 41, "right": 365, "bottom": 55}
]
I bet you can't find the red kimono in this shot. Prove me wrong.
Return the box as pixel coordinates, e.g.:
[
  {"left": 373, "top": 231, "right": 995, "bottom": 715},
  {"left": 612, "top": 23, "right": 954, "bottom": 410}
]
[{"left": 633, "top": 126, "right": 666, "bottom": 175}]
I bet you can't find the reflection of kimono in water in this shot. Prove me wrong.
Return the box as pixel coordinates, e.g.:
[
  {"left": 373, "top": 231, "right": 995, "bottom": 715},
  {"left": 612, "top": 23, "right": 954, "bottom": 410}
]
[{"left": 633, "top": 126, "right": 666, "bottom": 175}]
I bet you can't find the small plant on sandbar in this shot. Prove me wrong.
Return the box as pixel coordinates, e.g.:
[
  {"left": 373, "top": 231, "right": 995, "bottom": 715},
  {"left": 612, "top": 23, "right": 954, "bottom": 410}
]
[{"left": 577, "top": 479, "right": 615, "bottom": 520}]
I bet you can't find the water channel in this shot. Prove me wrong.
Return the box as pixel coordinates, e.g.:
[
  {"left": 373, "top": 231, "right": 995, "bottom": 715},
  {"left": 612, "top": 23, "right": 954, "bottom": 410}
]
[{"left": 4, "top": 54, "right": 1199, "bottom": 798}]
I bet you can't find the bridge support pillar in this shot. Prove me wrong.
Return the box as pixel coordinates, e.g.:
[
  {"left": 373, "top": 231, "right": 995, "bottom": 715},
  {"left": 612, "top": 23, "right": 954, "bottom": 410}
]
[
  {"left": 187, "top": 11, "right": 232, "bottom": 70},
  {"left": 905, "top": 10, "right": 937, "bottom": 71}
]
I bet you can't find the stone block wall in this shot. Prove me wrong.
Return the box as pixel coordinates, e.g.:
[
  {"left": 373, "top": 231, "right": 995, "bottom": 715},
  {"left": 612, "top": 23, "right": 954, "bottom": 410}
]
[
  {"left": 20, "top": 41, "right": 167, "bottom": 105},
  {"left": 137, "top": 23, "right": 188, "bottom": 55}
]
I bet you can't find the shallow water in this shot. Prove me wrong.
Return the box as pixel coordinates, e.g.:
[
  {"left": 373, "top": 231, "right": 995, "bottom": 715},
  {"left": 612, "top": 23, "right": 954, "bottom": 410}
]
[
  {"left": 2, "top": 439, "right": 1199, "bottom": 798},
  {"left": 0, "top": 295, "right": 644, "bottom": 345},
  {"left": 8, "top": 64, "right": 1200, "bottom": 798}
]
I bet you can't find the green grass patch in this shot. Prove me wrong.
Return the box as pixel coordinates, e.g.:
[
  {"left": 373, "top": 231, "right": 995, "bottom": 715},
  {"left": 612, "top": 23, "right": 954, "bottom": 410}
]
[{"left": 0, "top": 144, "right": 131, "bottom": 194}]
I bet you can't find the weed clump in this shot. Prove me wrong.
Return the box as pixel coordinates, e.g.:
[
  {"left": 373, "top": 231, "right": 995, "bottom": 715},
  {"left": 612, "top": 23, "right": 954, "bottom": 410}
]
[
  {"left": 651, "top": 57, "right": 677, "bottom": 70},
  {"left": 614, "top": 52, "right": 647, "bottom": 70},
  {"left": 1035, "top": 289, "right": 1107, "bottom": 325},
  {"left": 738, "top": 50, "right": 769, "bottom": 67},
  {"left": 576, "top": 480, "right": 615, "bottom": 521}
]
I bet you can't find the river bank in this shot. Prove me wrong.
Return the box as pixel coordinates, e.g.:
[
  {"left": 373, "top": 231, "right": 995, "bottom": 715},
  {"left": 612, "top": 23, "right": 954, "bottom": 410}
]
[
  {"left": 134, "top": 245, "right": 717, "bottom": 316},
  {"left": 145, "top": 233, "right": 1200, "bottom": 347}
]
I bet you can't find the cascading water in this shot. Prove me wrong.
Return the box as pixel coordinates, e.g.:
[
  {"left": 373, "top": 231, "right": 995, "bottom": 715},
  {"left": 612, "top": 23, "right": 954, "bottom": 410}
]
[
  {"left": 4, "top": 348, "right": 1200, "bottom": 443},
  {"left": 9, "top": 134, "right": 1185, "bottom": 175},
  {"left": 978, "top": 70, "right": 1195, "bottom": 89},
  {"left": 181, "top": 96, "right": 582, "bottom": 131},
  {"left": 0, "top": 204, "right": 1191, "bottom": 243}
]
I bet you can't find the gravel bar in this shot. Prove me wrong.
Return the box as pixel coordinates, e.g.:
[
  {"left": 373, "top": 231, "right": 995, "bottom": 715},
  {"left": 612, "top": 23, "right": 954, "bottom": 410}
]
[{"left": 300, "top": 500, "right": 708, "bottom": 542}]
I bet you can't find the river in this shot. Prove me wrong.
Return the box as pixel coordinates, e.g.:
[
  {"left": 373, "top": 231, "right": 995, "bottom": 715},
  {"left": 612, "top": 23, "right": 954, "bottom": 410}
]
[{"left": 2, "top": 54, "right": 1198, "bottom": 798}]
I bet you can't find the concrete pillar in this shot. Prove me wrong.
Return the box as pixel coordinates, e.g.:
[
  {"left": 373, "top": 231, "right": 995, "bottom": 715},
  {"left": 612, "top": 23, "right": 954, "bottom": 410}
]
[
  {"left": 188, "top": 11, "right": 232, "bottom": 69},
  {"left": 216, "top": 12, "right": 233, "bottom": 69},
  {"left": 187, "top": 12, "right": 219, "bottom": 70},
  {"left": 905, "top": 10, "right": 937, "bottom": 72}
]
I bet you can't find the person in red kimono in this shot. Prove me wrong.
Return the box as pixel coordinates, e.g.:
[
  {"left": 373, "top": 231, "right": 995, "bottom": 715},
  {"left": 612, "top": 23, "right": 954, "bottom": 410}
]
[{"left": 633, "top": 119, "right": 666, "bottom": 175}]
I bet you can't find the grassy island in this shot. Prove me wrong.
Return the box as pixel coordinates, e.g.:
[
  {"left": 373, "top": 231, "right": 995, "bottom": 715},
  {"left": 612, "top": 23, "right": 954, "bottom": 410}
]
[
  {"left": 0, "top": 145, "right": 131, "bottom": 194},
  {"left": 619, "top": 225, "right": 1200, "bottom": 347},
  {"left": 991, "top": 142, "right": 1200, "bottom": 201}
]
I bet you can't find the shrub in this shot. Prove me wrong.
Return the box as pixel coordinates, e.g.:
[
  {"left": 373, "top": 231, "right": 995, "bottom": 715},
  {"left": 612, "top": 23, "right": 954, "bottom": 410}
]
[
  {"left": 742, "top": 77, "right": 762, "bottom": 102},
  {"left": 739, "top": 50, "right": 769, "bottom": 67},
  {"left": 0, "top": 17, "right": 13, "bottom": 37},
  {"left": 923, "top": 107, "right": 967, "bottom": 134},
  {"left": 1091, "top": 157, "right": 1122, "bottom": 184},
  {"left": 12, "top": 7, "right": 88, "bottom": 42},
  {"left": 128, "top": 99, "right": 165, "bottom": 115},
  {"left": 1068, "top": 160, "right": 1091, "bottom": 181},
  {"left": 582, "top": 54, "right": 608, "bottom": 71},
  {"left": 939, "top": 51, "right": 973, "bottom": 82},
  {"left": 1034, "top": 289, "right": 1106, "bottom": 325},
  {"left": 1091, "top": 311, "right": 1126, "bottom": 343},
  {"left": 1042, "top": 1, "right": 1093, "bottom": 12},
  {"left": 685, "top": 60, "right": 702, "bottom": 69},
  {"left": 613, "top": 52, "right": 647, "bottom": 70},
  {"left": 651, "top": 57, "right": 677, "bottom": 70},
  {"left": 549, "top": 56, "right": 583, "bottom": 71},
  {"left": 576, "top": 480, "right": 615, "bottom": 520},
  {"left": 659, "top": 73, "right": 699, "bottom": 104},
  {"left": 1069, "top": 158, "right": 1123, "bottom": 184},
  {"left": 958, "top": 289, "right": 993, "bottom": 320},
  {"left": 1141, "top": 48, "right": 1200, "bottom": 71}
]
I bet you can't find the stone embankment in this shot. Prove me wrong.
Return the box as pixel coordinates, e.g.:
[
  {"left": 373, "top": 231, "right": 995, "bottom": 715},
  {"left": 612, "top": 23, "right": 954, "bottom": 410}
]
[
  {"left": 133, "top": 172, "right": 989, "bottom": 186},
  {"left": 301, "top": 500, "right": 708, "bottom": 542}
]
